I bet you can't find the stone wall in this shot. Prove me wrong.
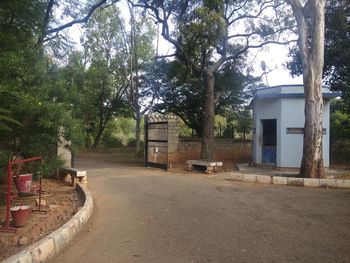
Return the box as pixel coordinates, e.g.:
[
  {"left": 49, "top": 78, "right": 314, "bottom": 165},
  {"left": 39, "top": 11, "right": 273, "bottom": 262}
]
[
  {"left": 145, "top": 114, "right": 179, "bottom": 165},
  {"left": 145, "top": 114, "right": 252, "bottom": 167},
  {"left": 168, "top": 139, "right": 252, "bottom": 164}
]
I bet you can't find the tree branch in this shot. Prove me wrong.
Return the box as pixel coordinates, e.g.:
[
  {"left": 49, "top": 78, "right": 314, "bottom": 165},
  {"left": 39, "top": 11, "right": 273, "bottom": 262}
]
[
  {"left": 227, "top": 26, "right": 296, "bottom": 40},
  {"left": 228, "top": 0, "right": 275, "bottom": 26},
  {"left": 45, "top": 0, "right": 116, "bottom": 37},
  {"left": 226, "top": 39, "right": 298, "bottom": 61},
  {"left": 154, "top": 54, "right": 177, "bottom": 59},
  {"left": 38, "top": 0, "right": 55, "bottom": 45},
  {"left": 132, "top": 1, "right": 196, "bottom": 71}
]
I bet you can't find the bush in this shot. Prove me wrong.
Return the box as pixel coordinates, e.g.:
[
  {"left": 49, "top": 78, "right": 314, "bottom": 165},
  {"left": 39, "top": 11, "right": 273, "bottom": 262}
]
[
  {"left": 330, "top": 110, "right": 350, "bottom": 163},
  {"left": 0, "top": 149, "right": 13, "bottom": 169},
  {"left": 25, "top": 156, "right": 66, "bottom": 179},
  {"left": 102, "top": 134, "right": 124, "bottom": 148},
  {"left": 331, "top": 140, "right": 350, "bottom": 163}
]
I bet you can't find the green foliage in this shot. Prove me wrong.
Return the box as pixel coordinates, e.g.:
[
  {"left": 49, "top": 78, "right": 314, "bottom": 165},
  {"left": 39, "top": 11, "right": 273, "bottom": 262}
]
[
  {"left": 0, "top": 108, "right": 22, "bottom": 131},
  {"left": 154, "top": 59, "right": 255, "bottom": 136},
  {"left": 330, "top": 110, "right": 350, "bottom": 140},
  {"left": 153, "top": 60, "right": 205, "bottom": 136},
  {"left": 287, "top": 0, "right": 350, "bottom": 112},
  {"left": 179, "top": 5, "right": 226, "bottom": 57},
  {"left": 179, "top": 119, "right": 194, "bottom": 138},
  {"left": 37, "top": 156, "right": 64, "bottom": 178},
  {"left": 222, "top": 123, "right": 234, "bottom": 138},
  {"left": 0, "top": 0, "right": 84, "bottom": 161},
  {"left": 234, "top": 107, "right": 252, "bottom": 140},
  {"left": 0, "top": 149, "right": 13, "bottom": 169},
  {"left": 66, "top": 5, "right": 131, "bottom": 149},
  {"left": 144, "top": 0, "right": 269, "bottom": 148},
  {"left": 24, "top": 156, "right": 65, "bottom": 179},
  {"left": 330, "top": 104, "right": 350, "bottom": 163},
  {"left": 102, "top": 117, "right": 140, "bottom": 148}
]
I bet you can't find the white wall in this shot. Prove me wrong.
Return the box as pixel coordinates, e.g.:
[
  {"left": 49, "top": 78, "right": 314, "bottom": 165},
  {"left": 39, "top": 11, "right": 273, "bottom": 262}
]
[
  {"left": 323, "top": 101, "right": 330, "bottom": 167},
  {"left": 280, "top": 98, "right": 305, "bottom": 167},
  {"left": 280, "top": 98, "right": 330, "bottom": 167},
  {"left": 253, "top": 99, "right": 282, "bottom": 166},
  {"left": 253, "top": 85, "right": 332, "bottom": 168}
]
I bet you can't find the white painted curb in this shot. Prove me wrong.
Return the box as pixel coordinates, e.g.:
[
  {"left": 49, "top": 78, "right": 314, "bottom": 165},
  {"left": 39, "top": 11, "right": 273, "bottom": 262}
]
[
  {"left": 223, "top": 172, "right": 350, "bottom": 189},
  {"left": 2, "top": 183, "right": 93, "bottom": 263}
]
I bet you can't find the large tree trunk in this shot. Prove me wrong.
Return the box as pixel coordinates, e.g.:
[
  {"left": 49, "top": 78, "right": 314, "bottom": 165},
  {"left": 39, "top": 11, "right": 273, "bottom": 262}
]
[
  {"left": 92, "top": 126, "right": 104, "bottom": 149},
  {"left": 300, "top": 76, "right": 325, "bottom": 178},
  {"left": 287, "top": 0, "right": 326, "bottom": 178},
  {"left": 200, "top": 70, "right": 215, "bottom": 161}
]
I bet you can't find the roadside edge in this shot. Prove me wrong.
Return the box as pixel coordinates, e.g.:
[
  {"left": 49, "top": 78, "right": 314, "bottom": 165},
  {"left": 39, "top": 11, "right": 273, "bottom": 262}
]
[
  {"left": 210, "top": 172, "right": 350, "bottom": 189},
  {"left": 2, "top": 183, "right": 93, "bottom": 263}
]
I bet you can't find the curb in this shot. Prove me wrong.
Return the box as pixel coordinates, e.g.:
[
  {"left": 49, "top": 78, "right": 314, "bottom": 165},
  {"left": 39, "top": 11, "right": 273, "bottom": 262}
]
[
  {"left": 222, "top": 172, "right": 350, "bottom": 189},
  {"left": 2, "top": 183, "right": 93, "bottom": 263}
]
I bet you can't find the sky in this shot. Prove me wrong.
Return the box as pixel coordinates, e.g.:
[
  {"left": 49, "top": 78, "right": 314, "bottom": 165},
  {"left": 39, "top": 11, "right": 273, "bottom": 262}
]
[
  {"left": 153, "top": 32, "right": 303, "bottom": 87},
  {"left": 66, "top": 1, "right": 303, "bottom": 87},
  {"left": 252, "top": 45, "right": 303, "bottom": 86}
]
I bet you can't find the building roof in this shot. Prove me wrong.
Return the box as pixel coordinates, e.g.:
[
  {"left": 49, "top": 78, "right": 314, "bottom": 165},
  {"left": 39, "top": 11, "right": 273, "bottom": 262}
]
[
  {"left": 255, "top": 93, "right": 341, "bottom": 99},
  {"left": 253, "top": 84, "right": 341, "bottom": 101}
]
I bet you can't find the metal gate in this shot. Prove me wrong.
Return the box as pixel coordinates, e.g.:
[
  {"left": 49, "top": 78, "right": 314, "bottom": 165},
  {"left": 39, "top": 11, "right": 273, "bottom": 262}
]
[{"left": 144, "top": 115, "right": 169, "bottom": 170}]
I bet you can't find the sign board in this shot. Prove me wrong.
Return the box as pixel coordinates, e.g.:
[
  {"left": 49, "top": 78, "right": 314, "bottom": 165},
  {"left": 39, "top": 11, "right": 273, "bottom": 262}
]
[{"left": 286, "top": 128, "right": 326, "bottom": 134}]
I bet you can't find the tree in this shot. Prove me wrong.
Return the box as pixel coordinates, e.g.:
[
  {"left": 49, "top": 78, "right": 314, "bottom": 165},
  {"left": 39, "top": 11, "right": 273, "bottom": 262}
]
[
  {"left": 329, "top": 99, "right": 350, "bottom": 163},
  {"left": 286, "top": 0, "right": 327, "bottom": 178},
  {"left": 42, "top": 0, "right": 119, "bottom": 41},
  {"left": 0, "top": 0, "right": 83, "bottom": 158},
  {"left": 80, "top": 5, "right": 129, "bottom": 149},
  {"left": 154, "top": 60, "right": 254, "bottom": 138},
  {"left": 287, "top": 0, "right": 350, "bottom": 113},
  {"left": 135, "top": 0, "right": 294, "bottom": 161},
  {"left": 235, "top": 107, "right": 252, "bottom": 141},
  {"left": 0, "top": 109, "right": 22, "bottom": 132},
  {"left": 126, "top": 2, "right": 157, "bottom": 154}
]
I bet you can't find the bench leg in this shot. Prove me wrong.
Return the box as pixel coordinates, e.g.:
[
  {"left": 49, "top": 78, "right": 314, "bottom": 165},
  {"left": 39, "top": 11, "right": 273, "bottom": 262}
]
[
  {"left": 79, "top": 175, "right": 88, "bottom": 185},
  {"left": 205, "top": 167, "right": 214, "bottom": 174},
  {"left": 186, "top": 164, "right": 193, "bottom": 172}
]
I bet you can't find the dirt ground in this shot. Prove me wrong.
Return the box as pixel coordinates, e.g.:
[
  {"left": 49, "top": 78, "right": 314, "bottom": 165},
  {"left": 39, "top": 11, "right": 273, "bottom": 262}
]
[
  {"left": 77, "top": 148, "right": 350, "bottom": 177},
  {"left": 77, "top": 148, "right": 239, "bottom": 174},
  {"left": 0, "top": 179, "right": 80, "bottom": 261},
  {"left": 51, "top": 157, "right": 350, "bottom": 263}
]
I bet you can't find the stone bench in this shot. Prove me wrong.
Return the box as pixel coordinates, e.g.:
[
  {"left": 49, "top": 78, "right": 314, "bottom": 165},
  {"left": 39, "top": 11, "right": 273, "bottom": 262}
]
[
  {"left": 59, "top": 167, "right": 87, "bottom": 187},
  {"left": 186, "top": 160, "right": 223, "bottom": 174}
]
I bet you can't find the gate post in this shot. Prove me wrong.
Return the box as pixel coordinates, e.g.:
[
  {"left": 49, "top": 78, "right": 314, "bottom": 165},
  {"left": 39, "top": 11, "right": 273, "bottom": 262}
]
[
  {"left": 144, "top": 114, "right": 179, "bottom": 170},
  {"left": 144, "top": 115, "right": 149, "bottom": 167}
]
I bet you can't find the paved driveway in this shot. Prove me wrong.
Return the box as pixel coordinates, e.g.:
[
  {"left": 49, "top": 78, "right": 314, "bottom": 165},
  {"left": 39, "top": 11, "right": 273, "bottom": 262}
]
[{"left": 51, "top": 159, "right": 350, "bottom": 263}]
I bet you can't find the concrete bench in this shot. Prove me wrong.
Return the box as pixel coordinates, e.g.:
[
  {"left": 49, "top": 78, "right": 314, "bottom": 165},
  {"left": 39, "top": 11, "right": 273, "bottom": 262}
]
[
  {"left": 59, "top": 167, "right": 87, "bottom": 187},
  {"left": 186, "top": 160, "right": 223, "bottom": 174}
]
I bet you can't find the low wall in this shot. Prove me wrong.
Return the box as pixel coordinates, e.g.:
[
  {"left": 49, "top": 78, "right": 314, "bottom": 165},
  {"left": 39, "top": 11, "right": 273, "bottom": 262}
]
[
  {"left": 168, "top": 139, "right": 252, "bottom": 164},
  {"left": 2, "top": 183, "right": 93, "bottom": 263}
]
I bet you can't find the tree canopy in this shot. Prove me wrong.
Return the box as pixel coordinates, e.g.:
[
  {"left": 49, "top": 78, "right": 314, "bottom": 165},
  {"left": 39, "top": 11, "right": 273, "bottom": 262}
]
[
  {"left": 0, "top": 0, "right": 83, "bottom": 160},
  {"left": 1, "top": 0, "right": 347, "bottom": 173},
  {"left": 287, "top": 0, "right": 350, "bottom": 112},
  {"left": 153, "top": 59, "right": 255, "bottom": 137},
  {"left": 138, "top": 0, "right": 294, "bottom": 160}
]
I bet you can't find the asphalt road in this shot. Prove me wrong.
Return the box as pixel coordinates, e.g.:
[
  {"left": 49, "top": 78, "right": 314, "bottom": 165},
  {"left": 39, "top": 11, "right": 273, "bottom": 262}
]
[{"left": 50, "top": 159, "right": 350, "bottom": 263}]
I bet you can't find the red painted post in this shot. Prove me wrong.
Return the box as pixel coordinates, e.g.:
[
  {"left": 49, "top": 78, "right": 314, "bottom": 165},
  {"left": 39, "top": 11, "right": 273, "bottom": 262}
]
[
  {"left": 5, "top": 162, "right": 12, "bottom": 228},
  {"left": 0, "top": 156, "right": 43, "bottom": 233},
  {"left": 0, "top": 161, "right": 17, "bottom": 233}
]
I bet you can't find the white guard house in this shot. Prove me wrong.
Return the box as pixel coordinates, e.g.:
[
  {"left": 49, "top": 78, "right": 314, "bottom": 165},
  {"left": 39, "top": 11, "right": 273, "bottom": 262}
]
[{"left": 252, "top": 84, "right": 340, "bottom": 168}]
